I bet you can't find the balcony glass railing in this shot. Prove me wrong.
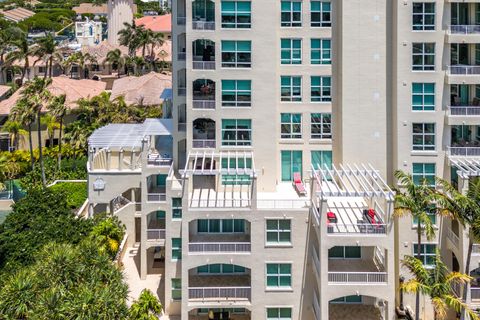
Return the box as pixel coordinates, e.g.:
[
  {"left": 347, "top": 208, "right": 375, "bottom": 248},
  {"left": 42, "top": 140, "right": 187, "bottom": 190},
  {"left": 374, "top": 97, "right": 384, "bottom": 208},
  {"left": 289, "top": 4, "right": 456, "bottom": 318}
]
[
  {"left": 147, "top": 229, "right": 166, "bottom": 240},
  {"left": 192, "top": 20, "right": 215, "bottom": 30},
  {"left": 449, "top": 65, "right": 480, "bottom": 75},
  {"left": 449, "top": 25, "right": 480, "bottom": 34},
  {"left": 448, "top": 106, "right": 480, "bottom": 116},
  {"left": 188, "top": 242, "right": 251, "bottom": 253}
]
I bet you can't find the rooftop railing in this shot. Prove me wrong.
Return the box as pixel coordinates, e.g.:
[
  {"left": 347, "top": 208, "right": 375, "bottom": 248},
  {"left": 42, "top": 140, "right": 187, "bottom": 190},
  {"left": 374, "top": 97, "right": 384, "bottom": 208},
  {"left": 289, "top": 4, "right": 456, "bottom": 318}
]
[{"left": 256, "top": 199, "right": 310, "bottom": 209}]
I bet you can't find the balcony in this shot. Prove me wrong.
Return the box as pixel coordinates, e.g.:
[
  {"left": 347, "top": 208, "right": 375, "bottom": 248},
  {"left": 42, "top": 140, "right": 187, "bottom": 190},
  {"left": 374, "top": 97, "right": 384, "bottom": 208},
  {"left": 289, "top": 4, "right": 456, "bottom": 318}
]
[
  {"left": 188, "top": 287, "right": 251, "bottom": 301},
  {"left": 448, "top": 24, "right": 480, "bottom": 43},
  {"left": 448, "top": 146, "right": 480, "bottom": 157},
  {"left": 147, "top": 153, "right": 173, "bottom": 167},
  {"left": 448, "top": 65, "right": 480, "bottom": 84},
  {"left": 192, "top": 0, "right": 215, "bottom": 30},
  {"left": 193, "top": 39, "right": 215, "bottom": 70},
  {"left": 146, "top": 175, "right": 167, "bottom": 203},
  {"left": 192, "top": 20, "right": 215, "bottom": 30},
  {"left": 147, "top": 229, "right": 166, "bottom": 240},
  {"left": 189, "top": 242, "right": 251, "bottom": 253},
  {"left": 193, "top": 79, "right": 215, "bottom": 109},
  {"left": 189, "top": 225, "right": 251, "bottom": 254},
  {"left": 193, "top": 60, "right": 215, "bottom": 70},
  {"left": 192, "top": 139, "right": 216, "bottom": 148},
  {"left": 328, "top": 272, "right": 387, "bottom": 284},
  {"left": 447, "top": 228, "right": 460, "bottom": 250}
]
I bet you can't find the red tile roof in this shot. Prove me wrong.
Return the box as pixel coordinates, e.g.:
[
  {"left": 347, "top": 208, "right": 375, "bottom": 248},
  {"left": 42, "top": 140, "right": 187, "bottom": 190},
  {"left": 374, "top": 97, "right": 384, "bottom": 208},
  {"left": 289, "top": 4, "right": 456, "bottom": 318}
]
[{"left": 135, "top": 14, "right": 171, "bottom": 33}]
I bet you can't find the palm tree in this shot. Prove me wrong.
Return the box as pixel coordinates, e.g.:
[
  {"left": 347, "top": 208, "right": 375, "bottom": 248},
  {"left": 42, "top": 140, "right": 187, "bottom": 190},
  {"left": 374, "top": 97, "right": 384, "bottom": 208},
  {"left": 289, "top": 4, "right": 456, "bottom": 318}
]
[
  {"left": 2, "top": 119, "right": 27, "bottom": 151},
  {"left": 47, "top": 94, "right": 67, "bottom": 170},
  {"left": 149, "top": 32, "right": 165, "bottom": 57},
  {"left": 5, "top": 32, "right": 34, "bottom": 84},
  {"left": 63, "top": 52, "right": 97, "bottom": 79},
  {"left": 41, "top": 113, "right": 60, "bottom": 148},
  {"left": 118, "top": 21, "right": 139, "bottom": 57},
  {"left": 0, "top": 154, "right": 20, "bottom": 192},
  {"left": 10, "top": 99, "right": 36, "bottom": 170},
  {"left": 32, "top": 34, "right": 63, "bottom": 78},
  {"left": 402, "top": 252, "right": 479, "bottom": 320},
  {"left": 136, "top": 26, "right": 153, "bottom": 58},
  {"left": 89, "top": 217, "right": 125, "bottom": 257},
  {"left": 105, "top": 49, "right": 126, "bottom": 75},
  {"left": 128, "top": 289, "right": 163, "bottom": 320},
  {"left": 393, "top": 170, "right": 449, "bottom": 320},
  {"left": 0, "top": 27, "right": 24, "bottom": 84},
  {"left": 21, "top": 77, "right": 52, "bottom": 187}
]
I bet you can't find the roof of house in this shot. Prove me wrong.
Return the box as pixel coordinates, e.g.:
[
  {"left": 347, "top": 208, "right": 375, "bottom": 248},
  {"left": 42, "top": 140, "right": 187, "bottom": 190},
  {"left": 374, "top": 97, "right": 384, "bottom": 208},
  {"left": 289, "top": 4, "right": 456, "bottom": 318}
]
[
  {"left": 110, "top": 72, "right": 171, "bottom": 106},
  {"left": 0, "top": 76, "right": 106, "bottom": 115},
  {"left": 135, "top": 14, "right": 171, "bottom": 33},
  {"left": 72, "top": 3, "right": 108, "bottom": 15},
  {"left": 0, "top": 7, "right": 35, "bottom": 22},
  {"left": 0, "top": 86, "right": 11, "bottom": 99}
]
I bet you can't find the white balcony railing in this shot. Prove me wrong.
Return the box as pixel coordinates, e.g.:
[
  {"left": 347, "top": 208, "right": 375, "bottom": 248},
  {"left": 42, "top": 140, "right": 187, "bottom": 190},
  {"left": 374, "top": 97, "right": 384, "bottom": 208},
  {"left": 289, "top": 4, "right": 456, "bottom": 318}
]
[
  {"left": 472, "top": 287, "right": 480, "bottom": 301},
  {"left": 327, "top": 223, "right": 387, "bottom": 235},
  {"left": 447, "top": 229, "right": 460, "bottom": 249},
  {"left": 147, "top": 154, "right": 173, "bottom": 167},
  {"left": 193, "top": 61, "right": 216, "bottom": 70},
  {"left": 448, "top": 146, "right": 480, "bottom": 157},
  {"left": 192, "top": 20, "right": 215, "bottom": 30},
  {"left": 192, "top": 139, "right": 216, "bottom": 148},
  {"left": 448, "top": 106, "right": 480, "bottom": 116},
  {"left": 192, "top": 100, "right": 216, "bottom": 109},
  {"left": 328, "top": 272, "right": 388, "bottom": 284},
  {"left": 189, "top": 198, "right": 250, "bottom": 208},
  {"left": 188, "top": 287, "right": 251, "bottom": 300},
  {"left": 147, "top": 193, "right": 166, "bottom": 202},
  {"left": 177, "top": 52, "right": 186, "bottom": 60},
  {"left": 449, "top": 25, "right": 480, "bottom": 34},
  {"left": 188, "top": 242, "right": 251, "bottom": 253},
  {"left": 256, "top": 199, "right": 310, "bottom": 209},
  {"left": 147, "top": 229, "right": 166, "bottom": 240},
  {"left": 449, "top": 65, "right": 480, "bottom": 75}
]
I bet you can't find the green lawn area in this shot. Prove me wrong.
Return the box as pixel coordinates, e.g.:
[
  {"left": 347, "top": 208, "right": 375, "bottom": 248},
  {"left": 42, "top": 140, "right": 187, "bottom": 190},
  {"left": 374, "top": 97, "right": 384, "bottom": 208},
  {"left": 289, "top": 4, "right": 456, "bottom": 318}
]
[{"left": 49, "top": 182, "right": 87, "bottom": 210}]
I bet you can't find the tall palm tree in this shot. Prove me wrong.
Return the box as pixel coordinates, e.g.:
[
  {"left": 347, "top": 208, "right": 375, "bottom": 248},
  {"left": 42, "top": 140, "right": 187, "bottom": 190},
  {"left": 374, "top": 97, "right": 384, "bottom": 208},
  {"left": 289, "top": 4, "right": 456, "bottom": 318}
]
[
  {"left": 402, "top": 252, "right": 479, "bottom": 320},
  {"left": 21, "top": 77, "right": 52, "bottom": 187},
  {"left": 393, "top": 170, "right": 449, "bottom": 320},
  {"left": 136, "top": 26, "right": 153, "bottom": 58},
  {"left": 10, "top": 99, "right": 36, "bottom": 169},
  {"left": 40, "top": 113, "right": 60, "bottom": 148},
  {"left": 437, "top": 177, "right": 480, "bottom": 317},
  {"left": 5, "top": 32, "right": 34, "bottom": 84},
  {"left": 63, "top": 52, "right": 97, "bottom": 79},
  {"left": 47, "top": 94, "right": 67, "bottom": 170},
  {"left": 0, "top": 27, "right": 24, "bottom": 84},
  {"left": 118, "top": 21, "right": 139, "bottom": 57},
  {"left": 149, "top": 32, "right": 165, "bottom": 57},
  {"left": 2, "top": 119, "right": 27, "bottom": 151},
  {"left": 32, "top": 34, "right": 63, "bottom": 78},
  {"left": 105, "top": 49, "right": 126, "bottom": 75},
  {"left": 128, "top": 289, "right": 163, "bottom": 320}
]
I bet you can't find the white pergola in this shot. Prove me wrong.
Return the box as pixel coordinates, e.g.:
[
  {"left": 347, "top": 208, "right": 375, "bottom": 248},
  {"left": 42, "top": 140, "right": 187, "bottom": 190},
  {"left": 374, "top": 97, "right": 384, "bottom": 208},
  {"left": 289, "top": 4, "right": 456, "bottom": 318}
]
[
  {"left": 311, "top": 163, "right": 394, "bottom": 201},
  {"left": 181, "top": 151, "right": 256, "bottom": 177},
  {"left": 450, "top": 158, "right": 480, "bottom": 179}
]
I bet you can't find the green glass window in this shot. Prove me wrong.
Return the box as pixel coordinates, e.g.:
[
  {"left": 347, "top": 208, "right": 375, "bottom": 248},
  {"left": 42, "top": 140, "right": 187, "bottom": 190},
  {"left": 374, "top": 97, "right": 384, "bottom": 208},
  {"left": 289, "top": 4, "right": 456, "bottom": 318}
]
[
  {"left": 413, "top": 3, "right": 435, "bottom": 31},
  {"left": 281, "top": 1, "right": 302, "bottom": 27},
  {"left": 267, "top": 307, "right": 292, "bottom": 319},
  {"left": 281, "top": 113, "right": 302, "bottom": 139},
  {"left": 197, "top": 264, "right": 247, "bottom": 274},
  {"left": 311, "top": 113, "right": 331, "bottom": 139},
  {"left": 197, "top": 219, "right": 246, "bottom": 233},
  {"left": 281, "top": 76, "right": 302, "bottom": 102},
  {"left": 311, "top": 76, "right": 331, "bottom": 102},
  {"left": 266, "top": 219, "right": 291, "bottom": 244},
  {"left": 281, "top": 150, "right": 302, "bottom": 181},
  {"left": 222, "top": 80, "right": 251, "bottom": 107},
  {"left": 221, "top": 119, "right": 252, "bottom": 146},
  {"left": 331, "top": 295, "right": 363, "bottom": 304},
  {"left": 413, "top": 244, "right": 436, "bottom": 267},
  {"left": 412, "top": 43, "right": 435, "bottom": 71},
  {"left": 197, "top": 219, "right": 209, "bottom": 232},
  {"left": 266, "top": 263, "right": 292, "bottom": 288},
  {"left": 328, "top": 246, "right": 361, "bottom": 259},
  {"left": 171, "top": 278, "right": 181, "bottom": 300},
  {"left": 281, "top": 39, "right": 302, "bottom": 64},
  {"left": 412, "top": 163, "right": 436, "bottom": 186},
  {"left": 172, "top": 238, "right": 182, "bottom": 260},
  {"left": 412, "top": 83, "right": 435, "bottom": 111},
  {"left": 221, "top": 40, "right": 252, "bottom": 68},
  {"left": 311, "top": 39, "right": 331, "bottom": 64},
  {"left": 221, "top": 1, "right": 251, "bottom": 28},
  {"left": 222, "top": 174, "right": 252, "bottom": 185},
  {"left": 172, "top": 198, "right": 182, "bottom": 219},
  {"left": 209, "top": 219, "right": 221, "bottom": 233},
  {"left": 311, "top": 1, "right": 331, "bottom": 27},
  {"left": 412, "top": 123, "right": 435, "bottom": 151},
  {"left": 192, "top": 0, "right": 215, "bottom": 22},
  {"left": 156, "top": 174, "right": 167, "bottom": 186},
  {"left": 311, "top": 150, "right": 332, "bottom": 170}
]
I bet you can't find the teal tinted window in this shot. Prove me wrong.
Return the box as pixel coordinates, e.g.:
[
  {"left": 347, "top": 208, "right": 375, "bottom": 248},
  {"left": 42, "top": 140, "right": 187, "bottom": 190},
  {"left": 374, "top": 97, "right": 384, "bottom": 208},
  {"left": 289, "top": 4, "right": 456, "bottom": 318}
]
[
  {"left": 311, "top": 1, "right": 331, "bottom": 27},
  {"left": 281, "top": 38, "right": 302, "bottom": 64},
  {"left": 221, "top": 1, "right": 251, "bottom": 28},
  {"left": 266, "top": 263, "right": 292, "bottom": 288},
  {"left": 171, "top": 278, "right": 181, "bottom": 300},
  {"left": 281, "top": 150, "right": 302, "bottom": 181},
  {"left": 281, "top": 1, "right": 302, "bottom": 27},
  {"left": 281, "top": 113, "right": 302, "bottom": 139},
  {"left": 412, "top": 163, "right": 436, "bottom": 186},
  {"left": 222, "top": 80, "right": 251, "bottom": 107},
  {"left": 172, "top": 238, "right": 182, "bottom": 260},
  {"left": 266, "top": 219, "right": 291, "bottom": 244},
  {"left": 267, "top": 307, "right": 292, "bottom": 319},
  {"left": 281, "top": 76, "right": 302, "bottom": 102},
  {"left": 311, "top": 39, "right": 331, "bottom": 64},
  {"left": 221, "top": 119, "right": 252, "bottom": 146},
  {"left": 311, "top": 150, "right": 332, "bottom": 170},
  {"left": 412, "top": 83, "right": 435, "bottom": 111},
  {"left": 311, "top": 76, "right": 331, "bottom": 102}
]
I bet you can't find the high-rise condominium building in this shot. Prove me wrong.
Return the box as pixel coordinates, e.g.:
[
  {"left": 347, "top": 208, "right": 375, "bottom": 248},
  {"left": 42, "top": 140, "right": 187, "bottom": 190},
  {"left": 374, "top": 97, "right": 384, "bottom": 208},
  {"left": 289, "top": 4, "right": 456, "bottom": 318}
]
[{"left": 86, "top": 0, "right": 480, "bottom": 319}]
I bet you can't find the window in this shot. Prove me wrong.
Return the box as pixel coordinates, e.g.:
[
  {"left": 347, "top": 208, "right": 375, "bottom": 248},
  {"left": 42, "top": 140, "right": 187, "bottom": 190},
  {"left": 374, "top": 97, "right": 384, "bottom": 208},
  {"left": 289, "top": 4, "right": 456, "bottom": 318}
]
[
  {"left": 281, "top": 113, "right": 302, "bottom": 139},
  {"left": 197, "top": 264, "right": 246, "bottom": 274},
  {"left": 221, "top": 157, "right": 253, "bottom": 185},
  {"left": 266, "top": 219, "right": 291, "bottom": 244},
  {"left": 412, "top": 2, "right": 435, "bottom": 31},
  {"left": 172, "top": 198, "right": 182, "bottom": 219},
  {"left": 311, "top": 76, "right": 331, "bottom": 102},
  {"left": 221, "top": 1, "right": 251, "bottom": 28},
  {"left": 171, "top": 279, "right": 181, "bottom": 300},
  {"left": 281, "top": 1, "right": 301, "bottom": 27},
  {"left": 222, "top": 80, "right": 251, "bottom": 107},
  {"left": 331, "top": 296, "right": 363, "bottom": 304},
  {"left": 221, "top": 119, "right": 252, "bottom": 146},
  {"left": 311, "top": 113, "right": 331, "bottom": 139},
  {"left": 222, "top": 41, "right": 252, "bottom": 68},
  {"left": 412, "top": 83, "right": 435, "bottom": 111},
  {"left": 412, "top": 123, "right": 435, "bottom": 151},
  {"left": 412, "top": 43, "right": 435, "bottom": 71},
  {"left": 311, "top": 39, "right": 331, "bottom": 64},
  {"left": 281, "top": 39, "right": 302, "bottom": 64},
  {"left": 413, "top": 206, "right": 437, "bottom": 226},
  {"left": 197, "top": 219, "right": 245, "bottom": 233},
  {"left": 311, "top": 1, "right": 331, "bottom": 27},
  {"left": 281, "top": 150, "right": 302, "bottom": 182},
  {"left": 267, "top": 307, "right": 292, "bottom": 320},
  {"left": 328, "top": 246, "right": 361, "bottom": 259},
  {"left": 172, "top": 238, "right": 182, "bottom": 260},
  {"left": 281, "top": 76, "right": 302, "bottom": 102},
  {"left": 266, "top": 263, "right": 292, "bottom": 288},
  {"left": 413, "top": 244, "right": 436, "bottom": 267},
  {"left": 412, "top": 163, "right": 436, "bottom": 186},
  {"left": 311, "top": 150, "right": 332, "bottom": 170}
]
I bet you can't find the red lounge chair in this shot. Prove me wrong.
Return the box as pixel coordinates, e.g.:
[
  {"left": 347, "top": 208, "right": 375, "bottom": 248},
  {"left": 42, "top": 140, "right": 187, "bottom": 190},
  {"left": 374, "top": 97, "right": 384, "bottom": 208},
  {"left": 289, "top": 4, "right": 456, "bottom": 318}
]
[
  {"left": 293, "top": 172, "right": 307, "bottom": 196},
  {"left": 327, "top": 211, "right": 337, "bottom": 223}
]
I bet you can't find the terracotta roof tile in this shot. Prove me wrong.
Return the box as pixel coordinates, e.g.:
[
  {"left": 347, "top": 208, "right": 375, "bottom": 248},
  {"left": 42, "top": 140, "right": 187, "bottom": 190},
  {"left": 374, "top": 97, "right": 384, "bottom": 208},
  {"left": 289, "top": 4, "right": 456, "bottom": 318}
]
[
  {"left": 135, "top": 14, "right": 171, "bottom": 33},
  {"left": 110, "top": 72, "right": 171, "bottom": 106}
]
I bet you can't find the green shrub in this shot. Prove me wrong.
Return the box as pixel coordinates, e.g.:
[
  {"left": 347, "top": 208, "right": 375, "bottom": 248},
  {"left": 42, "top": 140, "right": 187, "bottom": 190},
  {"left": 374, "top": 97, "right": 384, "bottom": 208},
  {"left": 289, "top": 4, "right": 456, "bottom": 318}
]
[{"left": 50, "top": 181, "right": 87, "bottom": 209}]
